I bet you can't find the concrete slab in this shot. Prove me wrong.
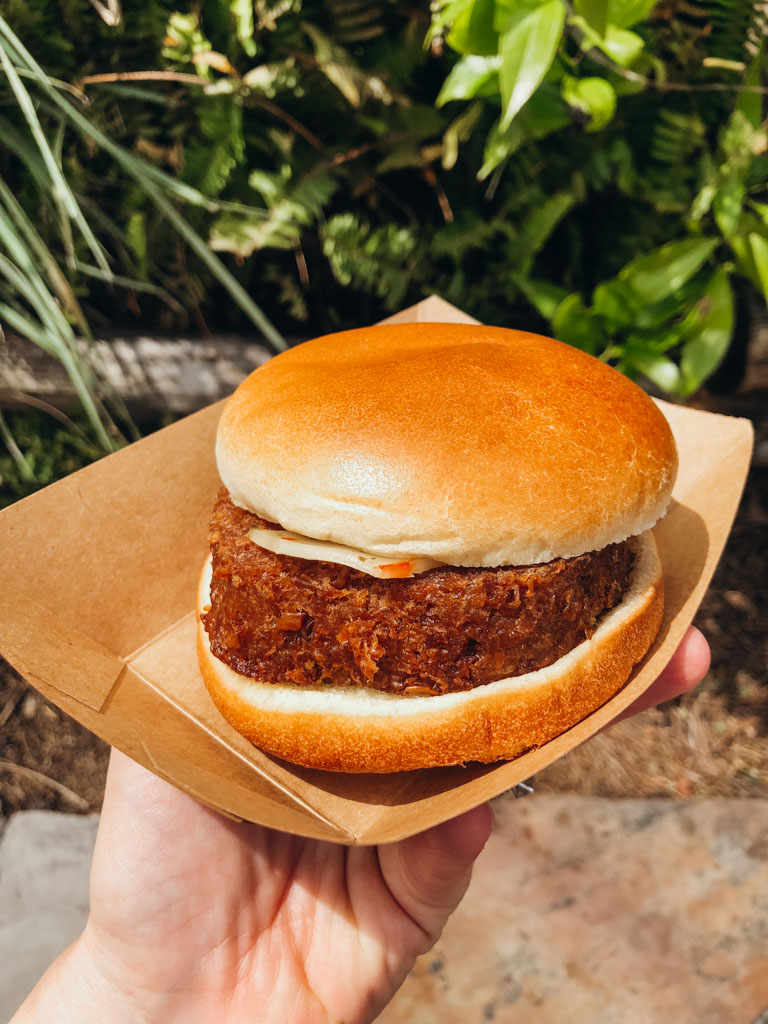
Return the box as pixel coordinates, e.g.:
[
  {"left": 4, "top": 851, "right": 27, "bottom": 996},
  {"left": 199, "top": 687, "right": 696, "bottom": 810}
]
[
  {"left": 1, "top": 799, "right": 766, "bottom": 1022},
  {"left": 0, "top": 811, "right": 98, "bottom": 1018},
  {"left": 379, "top": 796, "right": 768, "bottom": 1024}
]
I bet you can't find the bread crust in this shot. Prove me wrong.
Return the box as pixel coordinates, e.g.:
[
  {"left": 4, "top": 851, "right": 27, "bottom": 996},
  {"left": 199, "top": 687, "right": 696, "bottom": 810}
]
[
  {"left": 196, "top": 532, "right": 664, "bottom": 773},
  {"left": 215, "top": 324, "right": 678, "bottom": 566}
]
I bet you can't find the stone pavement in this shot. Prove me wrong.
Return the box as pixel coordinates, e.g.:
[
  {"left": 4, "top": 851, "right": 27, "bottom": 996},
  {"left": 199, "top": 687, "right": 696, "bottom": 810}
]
[
  {"left": 380, "top": 796, "right": 768, "bottom": 1024},
  {"left": 1, "top": 798, "right": 767, "bottom": 1022},
  {"left": 0, "top": 812, "right": 99, "bottom": 1017}
]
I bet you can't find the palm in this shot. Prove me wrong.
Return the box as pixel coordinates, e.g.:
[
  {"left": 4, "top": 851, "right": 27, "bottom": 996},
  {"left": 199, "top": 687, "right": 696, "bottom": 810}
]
[{"left": 86, "top": 750, "right": 487, "bottom": 1024}]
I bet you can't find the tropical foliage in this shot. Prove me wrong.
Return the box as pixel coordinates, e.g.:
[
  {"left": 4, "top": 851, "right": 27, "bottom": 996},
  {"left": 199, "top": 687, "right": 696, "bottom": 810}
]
[{"left": 0, "top": 0, "right": 767, "bottom": 456}]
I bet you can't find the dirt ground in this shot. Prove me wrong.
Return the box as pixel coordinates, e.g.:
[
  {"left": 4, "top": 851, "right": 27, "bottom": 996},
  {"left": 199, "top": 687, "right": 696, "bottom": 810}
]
[{"left": 1, "top": 392, "right": 766, "bottom": 816}]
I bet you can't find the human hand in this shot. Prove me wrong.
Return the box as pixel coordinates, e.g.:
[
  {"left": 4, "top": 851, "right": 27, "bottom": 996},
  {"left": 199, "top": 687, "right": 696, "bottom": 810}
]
[
  {"left": 13, "top": 626, "right": 709, "bottom": 1024},
  {"left": 608, "top": 624, "right": 710, "bottom": 725}
]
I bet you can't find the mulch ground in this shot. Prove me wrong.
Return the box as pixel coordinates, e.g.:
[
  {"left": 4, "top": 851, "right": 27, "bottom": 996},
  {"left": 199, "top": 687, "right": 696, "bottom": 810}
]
[{"left": 1, "top": 390, "right": 766, "bottom": 816}]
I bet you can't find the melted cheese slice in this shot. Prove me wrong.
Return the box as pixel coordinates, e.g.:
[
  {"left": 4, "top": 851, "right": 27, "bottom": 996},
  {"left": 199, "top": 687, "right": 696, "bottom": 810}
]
[{"left": 247, "top": 527, "right": 444, "bottom": 579}]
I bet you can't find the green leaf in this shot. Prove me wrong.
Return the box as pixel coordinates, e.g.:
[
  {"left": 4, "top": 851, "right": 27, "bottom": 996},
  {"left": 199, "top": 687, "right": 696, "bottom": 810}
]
[
  {"left": 163, "top": 11, "right": 211, "bottom": 63},
  {"left": 447, "top": 0, "right": 499, "bottom": 55},
  {"left": 212, "top": 172, "right": 337, "bottom": 256},
  {"left": 436, "top": 55, "right": 501, "bottom": 106},
  {"left": 747, "top": 232, "right": 768, "bottom": 305},
  {"left": 736, "top": 51, "right": 763, "bottom": 129},
  {"left": 606, "top": 0, "right": 656, "bottom": 29},
  {"left": 377, "top": 144, "right": 425, "bottom": 173},
  {"left": 561, "top": 76, "right": 616, "bottom": 132},
  {"left": 442, "top": 102, "right": 483, "bottom": 169},
  {"left": 498, "top": 0, "right": 565, "bottom": 130},
  {"left": 516, "top": 277, "right": 568, "bottom": 319},
  {"left": 574, "top": 0, "right": 608, "bottom": 37},
  {"left": 320, "top": 213, "right": 417, "bottom": 310},
  {"left": 0, "top": 40, "right": 109, "bottom": 274},
  {"left": 592, "top": 279, "right": 641, "bottom": 330},
  {"left": 230, "top": 0, "right": 257, "bottom": 57},
  {"left": 303, "top": 23, "right": 361, "bottom": 105},
  {"left": 302, "top": 23, "right": 394, "bottom": 107},
  {"left": 601, "top": 26, "right": 644, "bottom": 66},
  {"left": 619, "top": 238, "right": 718, "bottom": 304},
  {"left": 552, "top": 293, "right": 606, "bottom": 354},
  {"left": 477, "top": 116, "right": 524, "bottom": 180},
  {"left": 518, "top": 191, "right": 575, "bottom": 270},
  {"left": 713, "top": 178, "right": 745, "bottom": 239},
  {"left": 569, "top": 16, "right": 644, "bottom": 68},
  {"left": 680, "top": 269, "right": 734, "bottom": 394},
  {"left": 511, "top": 82, "right": 569, "bottom": 140},
  {"left": 126, "top": 213, "right": 147, "bottom": 278},
  {"left": 629, "top": 353, "right": 682, "bottom": 393}
]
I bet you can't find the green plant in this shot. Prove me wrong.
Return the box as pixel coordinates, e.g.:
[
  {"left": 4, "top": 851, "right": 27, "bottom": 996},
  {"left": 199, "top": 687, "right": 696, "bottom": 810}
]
[
  {"left": 3, "top": 0, "right": 767, "bottom": 417},
  {"left": 429, "top": 0, "right": 768, "bottom": 393},
  {"left": 0, "top": 8, "right": 285, "bottom": 478},
  {"left": 0, "top": 407, "right": 106, "bottom": 506}
]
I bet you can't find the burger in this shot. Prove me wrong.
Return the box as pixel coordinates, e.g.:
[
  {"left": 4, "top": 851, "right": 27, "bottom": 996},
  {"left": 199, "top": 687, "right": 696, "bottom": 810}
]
[{"left": 196, "top": 323, "right": 677, "bottom": 773}]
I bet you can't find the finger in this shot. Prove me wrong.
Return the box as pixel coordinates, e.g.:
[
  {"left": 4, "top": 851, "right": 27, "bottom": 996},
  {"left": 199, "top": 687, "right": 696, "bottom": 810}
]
[
  {"left": 378, "top": 803, "right": 494, "bottom": 947},
  {"left": 609, "top": 625, "right": 710, "bottom": 726}
]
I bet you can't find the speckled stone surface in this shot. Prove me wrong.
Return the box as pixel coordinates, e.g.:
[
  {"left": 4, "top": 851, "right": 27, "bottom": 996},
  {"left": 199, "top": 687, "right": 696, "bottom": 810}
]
[
  {"left": 0, "top": 811, "right": 99, "bottom": 1018},
  {"left": 378, "top": 796, "right": 768, "bottom": 1024},
  {"left": 2, "top": 800, "right": 767, "bottom": 1022}
]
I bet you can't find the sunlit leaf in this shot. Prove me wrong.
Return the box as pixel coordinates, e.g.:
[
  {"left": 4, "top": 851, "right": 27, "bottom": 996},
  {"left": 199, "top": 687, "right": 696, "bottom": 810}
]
[
  {"left": 230, "top": 0, "right": 257, "bottom": 57},
  {"left": 713, "top": 178, "right": 745, "bottom": 239},
  {"left": 498, "top": 0, "right": 565, "bottom": 130},
  {"left": 574, "top": 0, "right": 608, "bottom": 37},
  {"left": 680, "top": 269, "right": 734, "bottom": 394},
  {"left": 747, "top": 232, "right": 768, "bottom": 305},
  {"left": 629, "top": 352, "right": 682, "bottom": 392},
  {"left": 592, "top": 279, "right": 640, "bottom": 329},
  {"left": 552, "top": 292, "right": 606, "bottom": 354},
  {"left": 600, "top": 26, "right": 644, "bottom": 66},
  {"left": 561, "top": 76, "right": 616, "bottom": 132},
  {"left": 736, "top": 51, "right": 763, "bottom": 129},
  {"left": 477, "top": 116, "right": 524, "bottom": 180},
  {"left": 606, "top": 0, "right": 656, "bottom": 29},
  {"left": 516, "top": 277, "right": 568, "bottom": 319},
  {"left": 437, "top": 55, "right": 501, "bottom": 106},
  {"left": 619, "top": 238, "right": 718, "bottom": 304},
  {"left": 447, "top": 0, "right": 499, "bottom": 55}
]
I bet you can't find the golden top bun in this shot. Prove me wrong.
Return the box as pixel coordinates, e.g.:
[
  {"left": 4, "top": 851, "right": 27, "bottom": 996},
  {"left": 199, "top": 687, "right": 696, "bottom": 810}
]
[{"left": 216, "top": 323, "right": 677, "bottom": 566}]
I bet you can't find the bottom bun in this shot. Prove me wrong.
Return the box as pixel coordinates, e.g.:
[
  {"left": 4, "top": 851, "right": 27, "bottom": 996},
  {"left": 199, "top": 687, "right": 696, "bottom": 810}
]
[{"left": 196, "top": 532, "right": 664, "bottom": 773}]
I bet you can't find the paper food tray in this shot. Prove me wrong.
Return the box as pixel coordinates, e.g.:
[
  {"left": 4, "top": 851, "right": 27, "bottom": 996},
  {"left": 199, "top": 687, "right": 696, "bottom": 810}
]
[{"left": 0, "top": 297, "right": 753, "bottom": 843}]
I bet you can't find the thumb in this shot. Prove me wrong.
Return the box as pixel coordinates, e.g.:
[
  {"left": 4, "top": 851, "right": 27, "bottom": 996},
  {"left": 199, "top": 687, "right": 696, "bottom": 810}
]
[{"left": 378, "top": 803, "right": 494, "bottom": 948}]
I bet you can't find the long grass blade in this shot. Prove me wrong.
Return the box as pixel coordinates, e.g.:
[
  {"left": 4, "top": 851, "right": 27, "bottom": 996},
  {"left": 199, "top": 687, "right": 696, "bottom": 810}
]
[
  {"left": 0, "top": 232, "right": 82, "bottom": 352},
  {"left": 0, "top": 17, "right": 285, "bottom": 348},
  {"left": 75, "top": 261, "right": 185, "bottom": 313},
  {"left": 0, "top": 267, "right": 115, "bottom": 450},
  {"left": 0, "top": 35, "right": 110, "bottom": 274},
  {"left": 0, "top": 410, "right": 36, "bottom": 482},
  {"left": 0, "top": 175, "right": 89, "bottom": 332},
  {"left": 0, "top": 300, "right": 61, "bottom": 355}
]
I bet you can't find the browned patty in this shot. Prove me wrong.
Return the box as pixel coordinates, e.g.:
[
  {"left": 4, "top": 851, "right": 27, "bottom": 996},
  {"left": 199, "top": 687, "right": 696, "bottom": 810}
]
[{"left": 202, "top": 489, "right": 633, "bottom": 696}]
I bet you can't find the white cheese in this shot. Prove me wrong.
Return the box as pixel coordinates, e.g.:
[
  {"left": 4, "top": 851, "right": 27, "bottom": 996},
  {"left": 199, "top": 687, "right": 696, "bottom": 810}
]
[{"left": 247, "top": 527, "right": 444, "bottom": 578}]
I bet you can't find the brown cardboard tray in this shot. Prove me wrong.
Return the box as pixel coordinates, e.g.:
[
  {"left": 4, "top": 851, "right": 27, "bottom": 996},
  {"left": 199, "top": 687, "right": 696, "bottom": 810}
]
[{"left": 0, "top": 297, "right": 753, "bottom": 843}]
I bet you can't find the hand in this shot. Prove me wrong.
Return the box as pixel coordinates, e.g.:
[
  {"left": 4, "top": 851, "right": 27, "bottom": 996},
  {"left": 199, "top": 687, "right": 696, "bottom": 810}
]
[
  {"left": 13, "top": 626, "right": 709, "bottom": 1024},
  {"left": 608, "top": 624, "right": 710, "bottom": 725}
]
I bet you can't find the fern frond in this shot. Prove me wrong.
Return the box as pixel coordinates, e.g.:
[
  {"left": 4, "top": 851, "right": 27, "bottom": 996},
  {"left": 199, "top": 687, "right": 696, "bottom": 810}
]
[
  {"left": 650, "top": 110, "right": 705, "bottom": 166},
  {"left": 323, "top": 0, "right": 385, "bottom": 44},
  {"left": 704, "top": 0, "right": 762, "bottom": 62},
  {"left": 210, "top": 172, "right": 338, "bottom": 256},
  {"left": 321, "top": 213, "right": 416, "bottom": 309}
]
